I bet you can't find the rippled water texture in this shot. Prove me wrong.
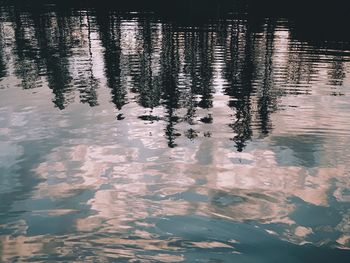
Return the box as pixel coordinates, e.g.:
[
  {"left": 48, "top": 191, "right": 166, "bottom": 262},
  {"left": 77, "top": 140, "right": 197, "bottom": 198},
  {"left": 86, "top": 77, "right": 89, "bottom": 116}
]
[{"left": 0, "top": 2, "right": 350, "bottom": 262}]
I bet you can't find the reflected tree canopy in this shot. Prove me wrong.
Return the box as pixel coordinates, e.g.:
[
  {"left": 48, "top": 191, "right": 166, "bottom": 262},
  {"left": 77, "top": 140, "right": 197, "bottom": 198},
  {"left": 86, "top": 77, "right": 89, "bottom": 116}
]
[{"left": 0, "top": 4, "right": 349, "bottom": 150}]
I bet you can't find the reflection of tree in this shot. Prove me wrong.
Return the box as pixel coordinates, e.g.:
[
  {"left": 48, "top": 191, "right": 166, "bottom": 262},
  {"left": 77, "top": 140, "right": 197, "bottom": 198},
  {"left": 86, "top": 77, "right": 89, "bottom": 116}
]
[
  {"left": 96, "top": 12, "right": 125, "bottom": 110},
  {"left": 285, "top": 40, "right": 319, "bottom": 94},
  {"left": 161, "top": 25, "right": 181, "bottom": 147},
  {"left": 196, "top": 32, "right": 214, "bottom": 110},
  {"left": 133, "top": 18, "right": 162, "bottom": 109},
  {"left": 1, "top": 5, "right": 349, "bottom": 148},
  {"left": 183, "top": 31, "right": 214, "bottom": 126},
  {"left": 256, "top": 22, "right": 276, "bottom": 136},
  {"left": 224, "top": 21, "right": 254, "bottom": 152},
  {"left": 12, "top": 10, "right": 41, "bottom": 89},
  {"left": 0, "top": 22, "right": 7, "bottom": 80},
  {"left": 9, "top": 7, "right": 100, "bottom": 109},
  {"left": 32, "top": 11, "right": 74, "bottom": 110},
  {"left": 328, "top": 58, "right": 346, "bottom": 87},
  {"left": 73, "top": 12, "right": 99, "bottom": 107}
]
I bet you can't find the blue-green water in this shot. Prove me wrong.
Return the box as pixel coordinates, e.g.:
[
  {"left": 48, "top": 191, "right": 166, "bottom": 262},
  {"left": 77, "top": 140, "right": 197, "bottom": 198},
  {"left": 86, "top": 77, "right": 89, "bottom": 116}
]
[{"left": 0, "top": 2, "right": 350, "bottom": 262}]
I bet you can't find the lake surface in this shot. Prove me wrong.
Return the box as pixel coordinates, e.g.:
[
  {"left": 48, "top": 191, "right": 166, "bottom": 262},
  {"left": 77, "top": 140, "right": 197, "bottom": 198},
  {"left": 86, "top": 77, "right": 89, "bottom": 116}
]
[{"left": 0, "top": 2, "right": 350, "bottom": 262}]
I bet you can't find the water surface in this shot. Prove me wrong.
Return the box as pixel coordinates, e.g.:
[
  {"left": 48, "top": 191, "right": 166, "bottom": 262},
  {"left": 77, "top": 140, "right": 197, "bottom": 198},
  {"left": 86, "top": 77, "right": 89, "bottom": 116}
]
[{"left": 0, "top": 3, "right": 350, "bottom": 262}]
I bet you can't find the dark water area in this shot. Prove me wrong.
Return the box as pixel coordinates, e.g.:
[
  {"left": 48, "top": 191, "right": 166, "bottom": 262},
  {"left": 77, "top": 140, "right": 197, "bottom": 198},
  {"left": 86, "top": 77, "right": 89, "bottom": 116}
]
[{"left": 0, "top": 1, "right": 350, "bottom": 262}]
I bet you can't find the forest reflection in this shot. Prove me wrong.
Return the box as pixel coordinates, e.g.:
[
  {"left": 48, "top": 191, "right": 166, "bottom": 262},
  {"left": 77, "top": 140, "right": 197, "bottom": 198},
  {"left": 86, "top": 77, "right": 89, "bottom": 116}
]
[{"left": 0, "top": 7, "right": 349, "bottom": 150}]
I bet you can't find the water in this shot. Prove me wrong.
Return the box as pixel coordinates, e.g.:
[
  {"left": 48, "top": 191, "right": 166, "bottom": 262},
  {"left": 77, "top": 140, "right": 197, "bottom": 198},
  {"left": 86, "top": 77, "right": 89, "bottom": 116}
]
[{"left": 0, "top": 2, "right": 350, "bottom": 262}]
